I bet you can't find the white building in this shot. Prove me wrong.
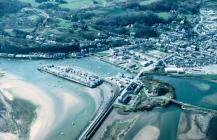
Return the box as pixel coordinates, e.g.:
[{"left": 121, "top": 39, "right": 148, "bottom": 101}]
[{"left": 165, "top": 67, "right": 185, "bottom": 74}]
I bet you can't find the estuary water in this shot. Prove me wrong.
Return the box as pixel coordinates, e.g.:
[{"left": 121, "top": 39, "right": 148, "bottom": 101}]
[
  {"left": 0, "top": 57, "right": 127, "bottom": 140},
  {"left": 1, "top": 57, "right": 217, "bottom": 140},
  {"left": 155, "top": 76, "right": 217, "bottom": 140},
  {"left": 125, "top": 75, "right": 217, "bottom": 140}
]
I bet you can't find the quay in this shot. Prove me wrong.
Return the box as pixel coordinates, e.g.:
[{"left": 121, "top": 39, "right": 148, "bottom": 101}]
[
  {"left": 0, "top": 53, "right": 67, "bottom": 59},
  {"left": 38, "top": 65, "right": 103, "bottom": 88}
]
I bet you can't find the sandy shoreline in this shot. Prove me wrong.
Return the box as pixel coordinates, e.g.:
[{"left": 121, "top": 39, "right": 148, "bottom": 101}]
[
  {"left": 0, "top": 70, "right": 108, "bottom": 140},
  {"left": 177, "top": 113, "right": 206, "bottom": 140},
  {"left": 0, "top": 132, "right": 18, "bottom": 140},
  {"left": 0, "top": 73, "right": 56, "bottom": 140},
  {"left": 92, "top": 108, "right": 141, "bottom": 140},
  {"left": 134, "top": 125, "right": 160, "bottom": 140},
  {"left": 84, "top": 82, "right": 115, "bottom": 113},
  {"left": 0, "top": 72, "right": 91, "bottom": 140},
  {"left": 84, "top": 86, "right": 102, "bottom": 111}
]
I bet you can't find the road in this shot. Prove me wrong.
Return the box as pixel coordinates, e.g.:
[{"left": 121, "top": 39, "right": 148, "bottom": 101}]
[
  {"left": 194, "top": 12, "right": 204, "bottom": 35},
  {"left": 117, "top": 69, "right": 144, "bottom": 99},
  {"left": 78, "top": 70, "right": 144, "bottom": 140},
  {"left": 78, "top": 65, "right": 217, "bottom": 140},
  {"left": 78, "top": 84, "right": 120, "bottom": 140},
  {"left": 22, "top": 7, "right": 50, "bottom": 34}
]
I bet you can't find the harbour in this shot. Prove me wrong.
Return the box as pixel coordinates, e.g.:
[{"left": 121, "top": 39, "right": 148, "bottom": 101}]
[
  {"left": 0, "top": 57, "right": 127, "bottom": 140},
  {"left": 0, "top": 57, "right": 217, "bottom": 140}
]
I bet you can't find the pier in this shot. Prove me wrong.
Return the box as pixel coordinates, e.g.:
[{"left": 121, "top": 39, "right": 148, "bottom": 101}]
[{"left": 38, "top": 65, "right": 103, "bottom": 88}]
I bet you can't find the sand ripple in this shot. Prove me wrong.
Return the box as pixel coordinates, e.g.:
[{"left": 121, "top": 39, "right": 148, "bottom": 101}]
[
  {"left": 133, "top": 125, "right": 160, "bottom": 140},
  {"left": 0, "top": 73, "right": 81, "bottom": 140}
]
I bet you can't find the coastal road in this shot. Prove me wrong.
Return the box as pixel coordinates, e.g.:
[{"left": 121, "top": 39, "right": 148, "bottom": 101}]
[
  {"left": 78, "top": 71, "right": 144, "bottom": 140},
  {"left": 117, "top": 69, "right": 144, "bottom": 100},
  {"left": 78, "top": 85, "right": 120, "bottom": 140}
]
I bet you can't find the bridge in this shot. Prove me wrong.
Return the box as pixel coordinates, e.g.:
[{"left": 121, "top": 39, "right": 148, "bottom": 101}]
[
  {"left": 78, "top": 67, "right": 217, "bottom": 140},
  {"left": 158, "top": 96, "right": 217, "bottom": 114}
]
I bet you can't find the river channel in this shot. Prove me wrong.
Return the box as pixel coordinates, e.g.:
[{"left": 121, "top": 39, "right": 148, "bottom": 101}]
[{"left": 1, "top": 57, "right": 217, "bottom": 140}]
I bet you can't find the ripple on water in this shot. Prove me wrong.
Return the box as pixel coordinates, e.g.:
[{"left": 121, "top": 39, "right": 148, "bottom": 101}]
[{"left": 202, "top": 93, "right": 217, "bottom": 106}]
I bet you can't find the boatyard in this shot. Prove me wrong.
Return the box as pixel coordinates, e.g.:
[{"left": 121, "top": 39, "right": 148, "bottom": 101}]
[
  {"left": 38, "top": 65, "right": 103, "bottom": 88},
  {"left": 37, "top": 62, "right": 217, "bottom": 140},
  {"left": 0, "top": 57, "right": 126, "bottom": 140},
  {"left": 1, "top": 55, "right": 217, "bottom": 140},
  {"left": 1, "top": 0, "right": 217, "bottom": 140}
]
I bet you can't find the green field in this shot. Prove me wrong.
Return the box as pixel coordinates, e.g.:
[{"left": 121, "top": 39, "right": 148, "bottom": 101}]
[
  {"left": 59, "top": 0, "right": 111, "bottom": 10},
  {"left": 140, "top": 0, "right": 161, "bottom": 6},
  {"left": 18, "top": 0, "right": 39, "bottom": 6},
  {"left": 156, "top": 12, "right": 171, "bottom": 20},
  {"left": 60, "top": 0, "right": 93, "bottom": 9}
]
